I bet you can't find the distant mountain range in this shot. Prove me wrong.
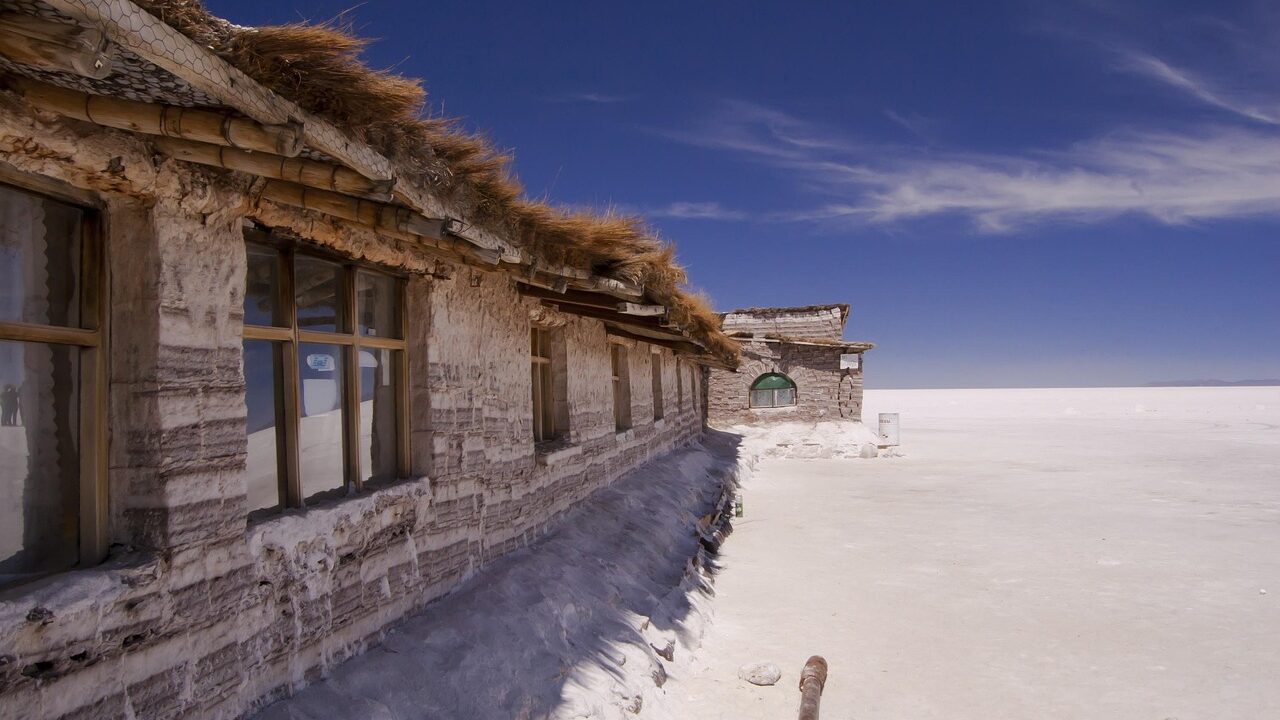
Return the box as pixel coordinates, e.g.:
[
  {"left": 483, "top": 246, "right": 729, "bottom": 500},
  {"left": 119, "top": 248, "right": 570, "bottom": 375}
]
[{"left": 1145, "top": 379, "right": 1280, "bottom": 387}]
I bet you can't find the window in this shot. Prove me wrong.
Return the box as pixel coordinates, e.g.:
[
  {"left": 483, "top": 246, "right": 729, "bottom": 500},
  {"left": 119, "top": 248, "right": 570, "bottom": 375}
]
[
  {"left": 749, "top": 372, "right": 797, "bottom": 408},
  {"left": 530, "top": 326, "right": 567, "bottom": 443},
  {"left": 243, "top": 231, "right": 408, "bottom": 517},
  {"left": 689, "top": 364, "right": 699, "bottom": 414},
  {"left": 650, "top": 351, "right": 664, "bottom": 421},
  {"left": 840, "top": 353, "right": 862, "bottom": 371},
  {"left": 676, "top": 359, "right": 684, "bottom": 412},
  {"left": 0, "top": 180, "right": 104, "bottom": 589},
  {"left": 611, "top": 343, "right": 631, "bottom": 431}
]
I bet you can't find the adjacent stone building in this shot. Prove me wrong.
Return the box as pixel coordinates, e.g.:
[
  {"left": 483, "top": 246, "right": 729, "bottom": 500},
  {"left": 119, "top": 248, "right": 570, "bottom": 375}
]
[
  {"left": 0, "top": 3, "right": 738, "bottom": 718},
  {"left": 707, "top": 304, "right": 874, "bottom": 425}
]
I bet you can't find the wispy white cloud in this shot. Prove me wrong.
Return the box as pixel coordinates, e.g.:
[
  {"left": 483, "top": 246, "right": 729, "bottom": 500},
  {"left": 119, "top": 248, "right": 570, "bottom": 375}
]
[
  {"left": 646, "top": 201, "right": 750, "bottom": 221},
  {"left": 660, "top": 101, "right": 1280, "bottom": 232},
  {"left": 883, "top": 109, "right": 936, "bottom": 140},
  {"left": 1120, "top": 51, "right": 1280, "bottom": 125},
  {"left": 547, "top": 92, "right": 631, "bottom": 104},
  {"left": 847, "top": 129, "right": 1280, "bottom": 231},
  {"left": 655, "top": 99, "right": 861, "bottom": 162}
]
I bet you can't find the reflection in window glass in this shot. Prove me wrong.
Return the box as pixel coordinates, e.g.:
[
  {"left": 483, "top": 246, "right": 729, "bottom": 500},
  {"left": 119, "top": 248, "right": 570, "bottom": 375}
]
[
  {"left": 297, "top": 342, "right": 346, "bottom": 503},
  {"left": 360, "top": 348, "right": 399, "bottom": 484},
  {"left": 244, "top": 244, "right": 282, "bottom": 327},
  {"left": 0, "top": 341, "right": 80, "bottom": 585},
  {"left": 244, "top": 340, "right": 283, "bottom": 515},
  {"left": 294, "top": 255, "right": 344, "bottom": 333},
  {"left": 357, "top": 271, "right": 401, "bottom": 339},
  {"left": 0, "top": 184, "right": 82, "bottom": 328}
]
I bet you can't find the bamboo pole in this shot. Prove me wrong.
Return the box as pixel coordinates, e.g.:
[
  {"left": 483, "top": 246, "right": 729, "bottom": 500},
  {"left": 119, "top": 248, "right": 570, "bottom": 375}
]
[
  {"left": 153, "top": 137, "right": 393, "bottom": 200},
  {"left": 260, "top": 180, "right": 443, "bottom": 239},
  {"left": 0, "top": 12, "right": 112, "bottom": 79},
  {"left": 256, "top": 180, "right": 502, "bottom": 266},
  {"left": 10, "top": 78, "right": 304, "bottom": 156},
  {"left": 797, "top": 656, "right": 829, "bottom": 720}
]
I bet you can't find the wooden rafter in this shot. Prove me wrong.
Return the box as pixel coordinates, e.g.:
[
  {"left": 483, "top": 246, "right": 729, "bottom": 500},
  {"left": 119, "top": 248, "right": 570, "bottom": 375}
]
[
  {"left": 10, "top": 78, "right": 304, "bottom": 156},
  {"left": 0, "top": 12, "right": 111, "bottom": 79},
  {"left": 153, "top": 137, "right": 393, "bottom": 200},
  {"left": 44, "top": 0, "right": 393, "bottom": 181}
]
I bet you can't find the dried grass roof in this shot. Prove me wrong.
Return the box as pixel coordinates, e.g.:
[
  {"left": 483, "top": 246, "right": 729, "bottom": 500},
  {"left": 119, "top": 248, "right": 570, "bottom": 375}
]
[{"left": 133, "top": 0, "right": 737, "bottom": 364}]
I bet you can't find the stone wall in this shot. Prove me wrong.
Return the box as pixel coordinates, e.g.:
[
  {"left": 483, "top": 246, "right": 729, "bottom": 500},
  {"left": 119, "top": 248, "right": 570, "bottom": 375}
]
[
  {"left": 706, "top": 340, "right": 864, "bottom": 425},
  {"left": 0, "top": 97, "right": 706, "bottom": 719},
  {"left": 720, "top": 305, "right": 847, "bottom": 341}
]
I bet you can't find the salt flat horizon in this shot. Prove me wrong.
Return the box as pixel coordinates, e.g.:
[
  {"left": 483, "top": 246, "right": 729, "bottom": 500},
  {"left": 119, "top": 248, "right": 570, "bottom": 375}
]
[
  {"left": 867, "top": 383, "right": 1280, "bottom": 390},
  {"left": 671, "top": 384, "right": 1279, "bottom": 719}
]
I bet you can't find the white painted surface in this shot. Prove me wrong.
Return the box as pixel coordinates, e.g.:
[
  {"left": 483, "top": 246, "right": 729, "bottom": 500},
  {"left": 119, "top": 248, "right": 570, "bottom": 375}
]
[
  {"left": 877, "top": 411, "right": 900, "bottom": 446},
  {"left": 665, "top": 387, "right": 1280, "bottom": 719}
]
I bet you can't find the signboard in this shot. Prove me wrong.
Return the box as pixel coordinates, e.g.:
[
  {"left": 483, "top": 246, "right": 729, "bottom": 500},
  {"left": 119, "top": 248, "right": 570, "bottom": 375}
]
[{"left": 878, "top": 412, "right": 899, "bottom": 447}]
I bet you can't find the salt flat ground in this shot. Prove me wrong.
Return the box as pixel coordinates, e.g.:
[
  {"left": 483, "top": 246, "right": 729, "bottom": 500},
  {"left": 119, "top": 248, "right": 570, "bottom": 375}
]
[{"left": 668, "top": 387, "right": 1280, "bottom": 719}]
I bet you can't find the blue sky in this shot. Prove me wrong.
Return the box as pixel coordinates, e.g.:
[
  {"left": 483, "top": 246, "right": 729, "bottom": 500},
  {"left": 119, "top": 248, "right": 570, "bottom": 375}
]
[{"left": 208, "top": 0, "right": 1279, "bottom": 388}]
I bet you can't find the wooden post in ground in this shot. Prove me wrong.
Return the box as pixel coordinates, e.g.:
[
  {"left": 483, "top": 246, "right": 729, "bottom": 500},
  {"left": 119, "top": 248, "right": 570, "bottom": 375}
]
[{"left": 797, "top": 655, "right": 828, "bottom": 720}]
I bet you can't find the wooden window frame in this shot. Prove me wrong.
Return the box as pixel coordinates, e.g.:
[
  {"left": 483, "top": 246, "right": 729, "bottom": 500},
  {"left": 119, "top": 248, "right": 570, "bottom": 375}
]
[
  {"left": 749, "top": 373, "right": 798, "bottom": 409},
  {"left": 530, "top": 326, "right": 560, "bottom": 444},
  {"left": 0, "top": 172, "right": 108, "bottom": 577},
  {"left": 676, "top": 359, "right": 684, "bottom": 413},
  {"left": 610, "top": 342, "right": 631, "bottom": 432},
  {"left": 650, "top": 350, "right": 665, "bottom": 421},
  {"left": 242, "top": 231, "right": 410, "bottom": 513}
]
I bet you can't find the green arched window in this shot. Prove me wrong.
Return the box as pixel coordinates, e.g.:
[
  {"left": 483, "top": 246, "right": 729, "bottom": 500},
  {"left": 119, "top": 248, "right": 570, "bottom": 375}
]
[{"left": 749, "top": 372, "right": 797, "bottom": 408}]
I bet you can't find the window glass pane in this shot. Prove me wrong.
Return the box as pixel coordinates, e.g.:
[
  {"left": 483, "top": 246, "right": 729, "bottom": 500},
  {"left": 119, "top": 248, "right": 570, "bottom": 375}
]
[
  {"left": 776, "top": 387, "right": 796, "bottom": 406},
  {"left": 0, "top": 340, "right": 79, "bottom": 587},
  {"left": 357, "top": 270, "right": 401, "bottom": 339},
  {"left": 244, "top": 340, "right": 283, "bottom": 515},
  {"left": 0, "top": 184, "right": 82, "bottom": 328},
  {"left": 750, "top": 388, "right": 771, "bottom": 408},
  {"left": 752, "top": 373, "right": 794, "bottom": 391},
  {"left": 298, "top": 342, "right": 347, "bottom": 503},
  {"left": 360, "top": 348, "right": 399, "bottom": 484},
  {"left": 294, "top": 255, "right": 345, "bottom": 333},
  {"left": 244, "top": 244, "right": 283, "bottom": 327}
]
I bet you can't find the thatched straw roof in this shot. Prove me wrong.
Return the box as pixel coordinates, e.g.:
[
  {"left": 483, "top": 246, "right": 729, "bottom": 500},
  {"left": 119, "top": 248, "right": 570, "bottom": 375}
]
[{"left": 131, "top": 0, "right": 737, "bottom": 364}]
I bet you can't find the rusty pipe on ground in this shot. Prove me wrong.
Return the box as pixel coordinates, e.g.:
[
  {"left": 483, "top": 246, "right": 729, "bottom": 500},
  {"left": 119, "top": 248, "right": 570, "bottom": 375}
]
[{"left": 797, "top": 655, "right": 828, "bottom": 720}]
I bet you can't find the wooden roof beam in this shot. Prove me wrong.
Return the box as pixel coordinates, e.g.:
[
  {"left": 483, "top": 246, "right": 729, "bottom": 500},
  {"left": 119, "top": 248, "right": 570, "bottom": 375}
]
[
  {"left": 536, "top": 299, "right": 670, "bottom": 330},
  {"left": 153, "top": 137, "right": 392, "bottom": 200},
  {"left": 0, "top": 12, "right": 112, "bottom": 79},
  {"left": 45, "top": 0, "right": 392, "bottom": 181},
  {"left": 10, "top": 78, "right": 304, "bottom": 156},
  {"left": 604, "top": 325, "right": 705, "bottom": 356}
]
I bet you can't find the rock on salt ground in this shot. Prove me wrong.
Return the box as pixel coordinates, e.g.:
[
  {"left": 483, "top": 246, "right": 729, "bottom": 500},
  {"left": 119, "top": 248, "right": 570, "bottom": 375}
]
[
  {"left": 665, "top": 387, "right": 1280, "bottom": 719},
  {"left": 251, "top": 432, "right": 745, "bottom": 720},
  {"left": 737, "top": 662, "right": 781, "bottom": 686}
]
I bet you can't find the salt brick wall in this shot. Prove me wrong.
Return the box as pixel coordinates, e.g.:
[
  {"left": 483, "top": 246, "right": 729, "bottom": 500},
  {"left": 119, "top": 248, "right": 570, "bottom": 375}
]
[
  {"left": 706, "top": 340, "right": 864, "bottom": 425},
  {"left": 0, "top": 98, "right": 706, "bottom": 719},
  {"left": 719, "top": 306, "right": 846, "bottom": 340}
]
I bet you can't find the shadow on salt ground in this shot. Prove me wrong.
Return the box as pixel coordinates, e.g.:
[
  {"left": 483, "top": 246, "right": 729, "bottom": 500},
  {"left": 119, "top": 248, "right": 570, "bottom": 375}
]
[{"left": 252, "top": 429, "right": 743, "bottom": 720}]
